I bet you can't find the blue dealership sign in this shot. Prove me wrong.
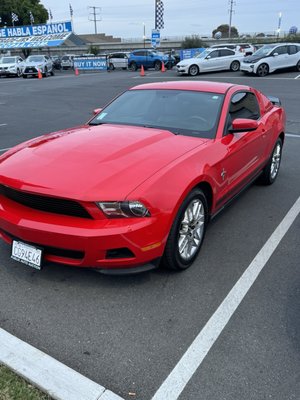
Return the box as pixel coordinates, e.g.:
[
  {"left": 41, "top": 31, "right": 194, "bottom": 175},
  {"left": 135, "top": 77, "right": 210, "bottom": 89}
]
[
  {"left": 0, "top": 22, "right": 72, "bottom": 38},
  {"left": 151, "top": 29, "right": 160, "bottom": 48},
  {"left": 73, "top": 57, "right": 108, "bottom": 71},
  {"left": 180, "top": 48, "right": 205, "bottom": 60}
]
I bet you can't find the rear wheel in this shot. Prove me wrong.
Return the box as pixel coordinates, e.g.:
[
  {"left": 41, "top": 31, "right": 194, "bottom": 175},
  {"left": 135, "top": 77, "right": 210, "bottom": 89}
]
[
  {"left": 50, "top": 70, "right": 54, "bottom": 76},
  {"left": 16, "top": 69, "right": 22, "bottom": 77},
  {"left": 129, "top": 62, "right": 137, "bottom": 71},
  {"left": 162, "top": 189, "right": 208, "bottom": 271},
  {"left": 230, "top": 60, "right": 240, "bottom": 72},
  {"left": 258, "top": 138, "right": 283, "bottom": 185},
  {"left": 188, "top": 64, "right": 199, "bottom": 76},
  {"left": 109, "top": 63, "right": 115, "bottom": 70},
  {"left": 256, "top": 63, "right": 269, "bottom": 77},
  {"left": 42, "top": 67, "right": 47, "bottom": 78},
  {"left": 296, "top": 61, "right": 300, "bottom": 72}
]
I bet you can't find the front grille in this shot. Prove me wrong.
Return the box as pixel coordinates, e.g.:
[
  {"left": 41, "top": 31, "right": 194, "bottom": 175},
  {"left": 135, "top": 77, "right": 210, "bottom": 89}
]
[
  {"left": 1, "top": 229, "right": 84, "bottom": 260},
  {"left": 0, "top": 184, "right": 92, "bottom": 219},
  {"left": 24, "top": 67, "right": 37, "bottom": 73}
]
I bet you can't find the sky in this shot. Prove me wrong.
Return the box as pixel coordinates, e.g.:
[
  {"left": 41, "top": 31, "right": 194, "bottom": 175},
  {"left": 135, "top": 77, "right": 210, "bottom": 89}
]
[{"left": 43, "top": 0, "right": 300, "bottom": 39}]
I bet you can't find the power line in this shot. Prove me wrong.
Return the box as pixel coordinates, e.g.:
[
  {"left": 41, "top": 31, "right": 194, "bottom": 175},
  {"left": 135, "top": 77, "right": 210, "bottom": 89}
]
[{"left": 88, "top": 6, "right": 101, "bottom": 34}]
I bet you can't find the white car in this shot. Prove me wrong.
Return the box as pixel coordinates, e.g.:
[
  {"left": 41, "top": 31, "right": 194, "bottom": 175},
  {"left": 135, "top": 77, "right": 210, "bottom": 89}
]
[
  {"left": 61, "top": 55, "right": 76, "bottom": 69},
  {"left": 23, "top": 55, "right": 54, "bottom": 78},
  {"left": 176, "top": 48, "right": 244, "bottom": 76},
  {"left": 0, "top": 56, "right": 24, "bottom": 77},
  {"left": 107, "top": 52, "right": 130, "bottom": 70},
  {"left": 211, "top": 43, "right": 255, "bottom": 55},
  {"left": 240, "top": 43, "right": 300, "bottom": 77}
]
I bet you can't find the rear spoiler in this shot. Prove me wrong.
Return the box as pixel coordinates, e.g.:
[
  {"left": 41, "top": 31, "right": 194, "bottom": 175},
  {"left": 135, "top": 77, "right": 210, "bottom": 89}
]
[{"left": 267, "top": 95, "right": 281, "bottom": 107}]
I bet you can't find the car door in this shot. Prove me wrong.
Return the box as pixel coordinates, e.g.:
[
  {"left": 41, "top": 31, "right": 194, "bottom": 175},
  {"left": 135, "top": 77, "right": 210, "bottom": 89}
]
[
  {"left": 287, "top": 45, "right": 299, "bottom": 67},
  {"left": 270, "top": 45, "right": 288, "bottom": 70},
  {"left": 219, "top": 49, "right": 237, "bottom": 70},
  {"left": 201, "top": 50, "right": 220, "bottom": 71},
  {"left": 217, "top": 91, "right": 267, "bottom": 204}
]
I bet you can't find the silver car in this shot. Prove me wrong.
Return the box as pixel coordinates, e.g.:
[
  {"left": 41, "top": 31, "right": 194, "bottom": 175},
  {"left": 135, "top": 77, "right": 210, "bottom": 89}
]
[{"left": 23, "top": 55, "right": 54, "bottom": 78}]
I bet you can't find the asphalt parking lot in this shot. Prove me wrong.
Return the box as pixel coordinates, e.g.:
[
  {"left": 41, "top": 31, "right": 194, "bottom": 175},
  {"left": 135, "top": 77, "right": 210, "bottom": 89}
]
[{"left": 0, "top": 68, "right": 299, "bottom": 400}]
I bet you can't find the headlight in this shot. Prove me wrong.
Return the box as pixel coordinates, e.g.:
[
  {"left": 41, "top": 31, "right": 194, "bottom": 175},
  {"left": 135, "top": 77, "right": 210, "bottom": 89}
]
[
  {"left": 9, "top": 66, "right": 16, "bottom": 70},
  {"left": 96, "top": 201, "right": 150, "bottom": 218},
  {"left": 38, "top": 64, "right": 43, "bottom": 68},
  {"left": 178, "top": 64, "right": 186, "bottom": 67}
]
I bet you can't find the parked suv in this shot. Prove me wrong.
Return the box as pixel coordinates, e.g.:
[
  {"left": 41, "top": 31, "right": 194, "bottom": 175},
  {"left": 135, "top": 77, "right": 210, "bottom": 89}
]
[
  {"left": 23, "top": 55, "right": 54, "bottom": 78},
  {"left": 0, "top": 56, "right": 24, "bottom": 77},
  {"left": 240, "top": 43, "right": 300, "bottom": 76},
  {"left": 128, "top": 50, "right": 175, "bottom": 71}
]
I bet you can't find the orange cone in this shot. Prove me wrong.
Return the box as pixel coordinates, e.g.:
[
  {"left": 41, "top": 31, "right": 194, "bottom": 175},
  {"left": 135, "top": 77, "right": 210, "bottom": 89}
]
[
  {"left": 75, "top": 68, "right": 79, "bottom": 76},
  {"left": 140, "top": 65, "right": 145, "bottom": 77},
  {"left": 161, "top": 62, "right": 166, "bottom": 72},
  {"left": 37, "top": 69, "right": 42, "bottom": 79}
]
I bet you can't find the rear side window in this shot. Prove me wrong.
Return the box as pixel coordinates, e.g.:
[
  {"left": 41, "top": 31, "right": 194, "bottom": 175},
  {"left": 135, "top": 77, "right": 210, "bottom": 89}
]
[
  {"left": 220, "top": 49, "right": 235, "bottom": 56},
  {"left": 288, "top": 45, "right": 298, "bottom": 55}
]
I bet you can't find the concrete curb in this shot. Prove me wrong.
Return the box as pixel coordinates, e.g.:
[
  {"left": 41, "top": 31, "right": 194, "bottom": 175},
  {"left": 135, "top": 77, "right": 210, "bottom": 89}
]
[{"left": 0, "top": 328, "right": 124, "bottom": 400}]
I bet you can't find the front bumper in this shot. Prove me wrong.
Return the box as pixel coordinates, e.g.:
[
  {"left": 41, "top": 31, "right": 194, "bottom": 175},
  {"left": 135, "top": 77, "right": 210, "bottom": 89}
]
[
  {"left": 176, "top": 65, "right": 189, "bottom": 74},
  {"left": 240, "top": 63, "right": 255, "bottom": 73},
  {"left": 23, "top": 66, "right": 41, "bottom": 76},
  {"left": 0, "top": 194, "right": 166, "bottom": 272}
]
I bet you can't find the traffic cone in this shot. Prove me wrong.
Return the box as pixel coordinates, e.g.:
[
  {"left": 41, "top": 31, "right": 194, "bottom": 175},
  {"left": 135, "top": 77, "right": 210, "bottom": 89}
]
[
  {"left": 75, "top": 68, "right": 79, "bottom": 76},
  {"left": 161, "top": 62, "right": 166, "bottom": 72},
  {"left": 37, "top": 69, "right": 42, "bottom": 79},
  {"left": 140, "top": 65, "right": 145, "bottom": 77}
]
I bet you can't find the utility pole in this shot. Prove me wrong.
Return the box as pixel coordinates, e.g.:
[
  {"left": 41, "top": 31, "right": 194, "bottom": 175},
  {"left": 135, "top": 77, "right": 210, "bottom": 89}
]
[
  {"left": 228, "top": 0, "right": 235, "bottom": 39},
  {"left": 88, "top": 6, "right": 101, "bottom": 34}
]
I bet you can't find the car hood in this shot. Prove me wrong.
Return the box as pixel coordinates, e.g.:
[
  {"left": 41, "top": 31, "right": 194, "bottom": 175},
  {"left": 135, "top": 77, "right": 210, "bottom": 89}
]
[
  {"left": 242, "top": 54, "right": 268, "bottom": 63},
  {"left": 0, "top": 124, "right": 207, "bottom": 201},
  {"left": 24, "top": 61, "right": 45, "bottom": 66},
  {"left": 0, "top": 63, "right": 18, "bottom": 68}
]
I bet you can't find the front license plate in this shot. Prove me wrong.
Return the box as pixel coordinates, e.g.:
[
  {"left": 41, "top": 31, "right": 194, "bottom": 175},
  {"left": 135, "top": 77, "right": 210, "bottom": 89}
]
[{"left": 11, "top": 240, "right": 43, "bottom": 270}]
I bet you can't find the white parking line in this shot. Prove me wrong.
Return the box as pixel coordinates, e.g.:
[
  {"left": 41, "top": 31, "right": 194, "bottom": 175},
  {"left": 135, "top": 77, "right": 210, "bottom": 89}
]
[
  {"left": 0, "top": 328, "right": 124, "bottom": 400},
  {"left": 286, "top": 133, "right": 300, "bottom": 138},
  {"left": 152, "top": 196, "right": 300, "bottom": 400},
  {"left": 0, "top": 148, "right": 10, "bottom": 152},
  {"left": 295, "top": 74, "right": 300, "bottom": 79},
  {"left": 0, "top": 124, "right": 7, "bottom": 127}
]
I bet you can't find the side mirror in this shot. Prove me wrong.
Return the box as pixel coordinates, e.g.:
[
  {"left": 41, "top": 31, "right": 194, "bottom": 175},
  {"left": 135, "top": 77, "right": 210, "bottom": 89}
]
[
  {"left": 273, "top": 52, "right": 279, "bottom": 57},
  {"left": 206, "top": 56, "right": 211, "bottom": 59},
  {"left": 93, "top": 108, "right": 103, "bottom": 115},
  {"left": 229, "top": 118, "right": 258, "bottom": 133}
]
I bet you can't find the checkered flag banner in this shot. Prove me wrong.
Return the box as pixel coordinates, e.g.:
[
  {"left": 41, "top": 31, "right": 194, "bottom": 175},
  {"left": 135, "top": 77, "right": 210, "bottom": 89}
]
[
  {"left": 69, "top": 3, "right": 74, "bottom": 17},
  {"left": 156, "top": 0, "right": 164, "bottom": 29},
  {"left": 11, "top": 12, "right": 19, "bottom": 22},
  {"left": 29, "top": 11, "right": 34, "bottom": 24},
  {"left": 49, "top": 9, "right": 53, "bottom": 20}
]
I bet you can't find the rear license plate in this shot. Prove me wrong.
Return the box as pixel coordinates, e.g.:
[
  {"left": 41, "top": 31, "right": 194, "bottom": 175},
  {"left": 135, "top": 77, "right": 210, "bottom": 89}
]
[{"left": 11, "top": 240, "right": 43, "bottom": 270}]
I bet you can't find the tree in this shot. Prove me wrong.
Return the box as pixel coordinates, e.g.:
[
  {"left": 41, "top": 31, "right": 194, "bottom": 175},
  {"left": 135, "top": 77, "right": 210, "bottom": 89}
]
[
  {"left": 212, "top": 24, "right": 239, "bottom": 38},
  {"left": 0, "top": 0, "right": 48, "bottom": 27},
  {"left": 181, "top": 35, "right": 206, "bottom": 49},
  {"left": 89, "top": 45, "right": 100, "bottom": 56}
]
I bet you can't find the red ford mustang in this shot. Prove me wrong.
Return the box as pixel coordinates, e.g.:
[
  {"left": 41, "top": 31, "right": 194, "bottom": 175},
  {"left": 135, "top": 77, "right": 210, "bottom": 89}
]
[{"left": 0, "top": 81, "right": 285, "bottom": 273}]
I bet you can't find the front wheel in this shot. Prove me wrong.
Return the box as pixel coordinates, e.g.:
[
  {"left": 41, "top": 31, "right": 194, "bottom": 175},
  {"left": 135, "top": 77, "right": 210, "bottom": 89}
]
[
  {"left": 50, "top": 70, "right": 54, "bottom": 76},
  {"left": 162, "top": 189, "right": 208, "bottom": 271},
  {"left": 154, "top": 60, "right": 161, "bottom": 71},
  {"left": 296, "top": 61, "right": 300, "bottom": 72},
  {"left": 188, "top": 64, "right": 199, "bottom": 76},
  {"left": 258, "top": 138, "right": 283, "bottom": 185},
  {"left": 128, "top": 62, "right": 137, "bottom": 71},
  {"left": 256, "top": 63, "right": 269, "bottom": 77},
  {"left": 230, "top": 60, "right": 240, "bottom": 72}
]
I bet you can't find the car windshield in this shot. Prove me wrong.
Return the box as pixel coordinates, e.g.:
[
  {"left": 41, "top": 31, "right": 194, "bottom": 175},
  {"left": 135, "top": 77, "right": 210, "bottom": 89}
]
[
  {"left": 253, "top": 45, "right": 277, "bottom": 56},
  {"left": 89, "top": 89, "right": 224, "bottom": 139},
  {"left": 2, "top": 57, "right": 17, "bottom": 63},
  {"left": 196, "top": 50, "right": 211, "bottom": 59},
  {"left": 27, "top": 56, "right": 44, "bottom": 62}
]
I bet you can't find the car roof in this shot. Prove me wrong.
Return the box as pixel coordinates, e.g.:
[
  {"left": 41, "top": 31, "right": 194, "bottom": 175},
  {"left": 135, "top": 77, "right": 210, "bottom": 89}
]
[{"left": 130, "top": 81, "right": 237, "bottom": 94}]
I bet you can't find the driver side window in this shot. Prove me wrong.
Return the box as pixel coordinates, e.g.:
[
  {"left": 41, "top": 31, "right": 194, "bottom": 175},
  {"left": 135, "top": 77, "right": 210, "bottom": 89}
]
[{"left": 225, "top": 91, "right": 260, "bottom": 133}]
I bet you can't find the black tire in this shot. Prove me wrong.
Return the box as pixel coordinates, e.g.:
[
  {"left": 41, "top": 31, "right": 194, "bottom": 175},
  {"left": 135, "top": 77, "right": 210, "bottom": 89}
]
[
  {"left": 296, "top": 61, "right": 300, "bottom": 72},
  {"left": 162, "top": 189, "right": 208, "bottom": 271},
  {"left": 230, "top": 60, "right": 240, "bottom": 72},
  {"left": 188, "top": 64, "right": 199, "bottom": 76},
  {"left": 256, "top": 63, "right": 269, "bottom": 77},
  {"left": 16, "top": 69, "right": 22, "bottom": 77},
  {"left": 50, "top": 70, "right": 54, "bottom": 76},
  {"left": 129, "top": 62, "right": 137, "bottom": 71},
  {"left": 22, "top": 75, "right": 27, "bottom": 79},
  {"left": 109, "top": 63, "right": 115, "bottom": 70},
  {"left": 258, "top": 138, "right": 283, "bottom": 185},
  {"left": 42, "top": 68, "right": 47, "bottom": 78},
  {"left": 154, "top": 60, "right": 161, "bottom": 71}
]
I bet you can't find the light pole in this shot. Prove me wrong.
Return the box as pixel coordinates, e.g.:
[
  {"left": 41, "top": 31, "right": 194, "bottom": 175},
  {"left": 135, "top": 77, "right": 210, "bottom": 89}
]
[
  {"left": 143, "top": 22, "right": 146, "bottom": 48},
  {"left": 277, "top": 12, "right": 282, "bottom": 39}
]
